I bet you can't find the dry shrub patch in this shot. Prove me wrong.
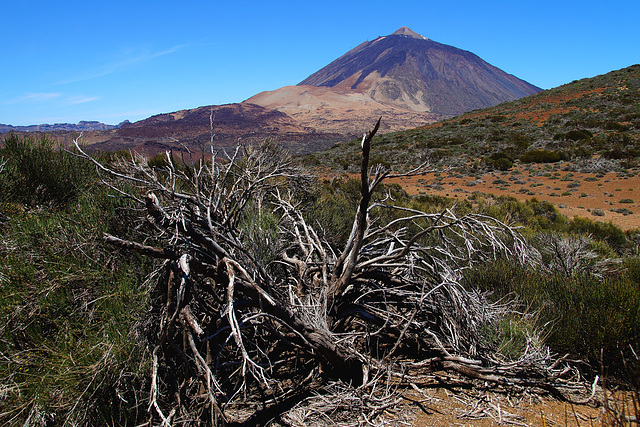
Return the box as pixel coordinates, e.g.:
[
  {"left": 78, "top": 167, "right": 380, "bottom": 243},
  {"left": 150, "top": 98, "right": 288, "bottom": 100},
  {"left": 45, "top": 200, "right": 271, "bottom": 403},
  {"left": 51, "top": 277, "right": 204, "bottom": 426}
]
[{"left": 1, "top": 127, "right": 639, "bottom": 425}]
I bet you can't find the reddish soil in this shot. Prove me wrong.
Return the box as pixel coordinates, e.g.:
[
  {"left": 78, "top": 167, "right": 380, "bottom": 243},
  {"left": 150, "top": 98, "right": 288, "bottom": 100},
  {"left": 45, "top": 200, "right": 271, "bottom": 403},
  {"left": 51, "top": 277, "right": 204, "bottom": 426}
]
[
  {"left": 442, "top": 86, "right": 607, "bottom": 127},
  {"left": 407, "top": 387, "right": 635, "bottom": 426},
  {"left": 387, "top": 164, "right": 640, "bottom": 230}
]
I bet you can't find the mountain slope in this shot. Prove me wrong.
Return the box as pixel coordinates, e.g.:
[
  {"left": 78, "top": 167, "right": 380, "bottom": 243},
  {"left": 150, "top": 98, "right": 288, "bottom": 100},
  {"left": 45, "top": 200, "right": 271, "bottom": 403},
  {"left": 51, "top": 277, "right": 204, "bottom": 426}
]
[
  {"left": 305, "top": 64, "right": 640, "bottom": 172},
  {"left": 299, "top": 27, "right": 541, "bottom": 116},
  {"left": 247, "top": 27, "right": 541, "bottom": 136},
  {"left": 245, "top": 84, "right": 444, "bottom": 135},
  {"left": 87, "top": 103, "right": 344, "bottom": 156},
  {"left": 11, "top": 27, "right": 545, "bottom": 156}
]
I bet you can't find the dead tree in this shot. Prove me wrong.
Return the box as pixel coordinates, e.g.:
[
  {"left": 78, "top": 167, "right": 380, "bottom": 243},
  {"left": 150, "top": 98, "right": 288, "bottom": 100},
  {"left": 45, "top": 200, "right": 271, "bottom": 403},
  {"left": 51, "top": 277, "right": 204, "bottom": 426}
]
[{"left": 74, "top": 121, "right": 596, "bottom": 425}]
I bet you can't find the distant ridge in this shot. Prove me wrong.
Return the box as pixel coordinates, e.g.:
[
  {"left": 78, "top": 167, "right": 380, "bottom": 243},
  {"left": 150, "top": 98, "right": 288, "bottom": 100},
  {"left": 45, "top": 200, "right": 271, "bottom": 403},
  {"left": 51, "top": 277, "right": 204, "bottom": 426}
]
[{"left": 0, "top": 121, "right": 122, "bottom": 133}]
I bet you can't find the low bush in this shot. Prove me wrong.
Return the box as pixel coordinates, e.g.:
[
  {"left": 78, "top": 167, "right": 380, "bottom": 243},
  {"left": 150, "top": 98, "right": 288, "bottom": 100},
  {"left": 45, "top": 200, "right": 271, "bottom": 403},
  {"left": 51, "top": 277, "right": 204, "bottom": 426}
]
[
  {"left": 509, "top": 132, "right": 532, "bottom": 151},
  {"left": 573, "top": 145, "right": 593, "bottom": 158},
  {"left": 0, "top": 134, "right": 94, "bottom": 208},
  {"left": 0, "top": 138, "right": 155, "bottom": 424},
  {"left": 604, "top": 121, "right": 629, "bottom": 131},
  {"left": 485, "top": 152, "right": 514, "bottom": 171},
  {"left": 567, "top": 216, "right": 628, "bottom": 251},
  {"left": 470, "top": 258, "right": 640, "bottom": 378},
  {"left": 611, "top": 208, "right": 633, "bottom": 215},
  {"left": 306, "top": 178, "right": 361, "bottom": 245},
  {"left": 488, "top": 115, "right": 507, "bottom": 123},
  {"left": 0, "top": 183, "right": 154, "bottom": 424},
  {"left": 554, "top": 129, "right": 593, "bottom": 141},
  {"left": 520, "top": 149, "right": 568, "bottom": 163}
]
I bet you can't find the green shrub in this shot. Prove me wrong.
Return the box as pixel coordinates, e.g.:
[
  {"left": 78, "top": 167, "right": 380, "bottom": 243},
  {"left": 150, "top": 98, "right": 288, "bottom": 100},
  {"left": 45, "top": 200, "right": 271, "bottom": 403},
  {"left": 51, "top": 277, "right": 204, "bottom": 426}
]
[
  {"left": 520, "top": 149, "right": 568, "bottom": 163},
  {"left": 611, "top": 208, "right": 633, "bottom": 215},
  {"left": 0, "top": 134, "right": 94, "bottom": 208},
  {"left": 428, "top": 149, "right": 453, "bottom": 162},
  {"left": 509, "top": 133, "right": 532, "bottom": 151},
  {"left": 604, "top": 146, "right": 632, "bottom": 160},
  {"left": 485, "top": 152, "right": 514, "bottom": 171},
  {"left": 301, "top": 155, "right": 320, "bottom": 166},
  {"left": 306, "top": 178, "right": 360, "bottom": 245},
  {"left": 447, "top": 136, "right": 466, "bottom": 145},
  {"left": 470, "top": 259, "right": 640, "bottom": 378},
  {"left": 369, "top": 155, "right": 391, "bottom": 169},
  {"left": 568, "top": 216, "right": 628, "bottom": 251},
  {"left": 494, "top": 157, "right": 513, "bottom": 171},
  {"left": 0, "top": 183, "right": 154, "bottom": 424},
  {"left": 526, "top": 198, "right": 563, "bottom": 229},
  {"left": 565, "top": 129, "right": 593, "bottom": 141},
  {"left": 488, "top": 115, "right": 507, "bottom": 123},
  {"left": 573, "top": 146, "right": 593, "bottom": 158},
  {"left": 624, "top": 257, "right": 640, "bottom": 284},
  {"left": 604, "top": 121, "right": 628, "bottom": 131}
]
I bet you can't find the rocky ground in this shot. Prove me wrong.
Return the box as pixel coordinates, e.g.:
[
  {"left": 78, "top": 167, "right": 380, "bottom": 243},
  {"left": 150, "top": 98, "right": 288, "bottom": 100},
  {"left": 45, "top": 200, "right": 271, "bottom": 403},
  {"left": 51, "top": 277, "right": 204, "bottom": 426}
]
[{"left": 387, "top": 163, "right": 640, "bottom": 230}]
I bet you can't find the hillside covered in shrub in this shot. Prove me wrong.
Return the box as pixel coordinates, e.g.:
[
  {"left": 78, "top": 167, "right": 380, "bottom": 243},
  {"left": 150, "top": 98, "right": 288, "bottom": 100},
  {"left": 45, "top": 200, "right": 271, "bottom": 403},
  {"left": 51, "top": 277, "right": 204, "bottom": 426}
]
[
  {"left": 1, "top": 63, "right": 639, "bottom": 424},
  {"left": 304, "top": 64, "right": 640, "bottom": 173}
]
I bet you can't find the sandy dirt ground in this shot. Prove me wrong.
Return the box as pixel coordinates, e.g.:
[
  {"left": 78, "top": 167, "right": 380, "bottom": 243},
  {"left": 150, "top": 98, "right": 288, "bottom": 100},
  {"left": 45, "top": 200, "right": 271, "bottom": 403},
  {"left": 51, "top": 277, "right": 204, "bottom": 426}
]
[
  {"left": 386, "top": 164, "right": 640, "bottom": 230},
  {"left": 406, "top": 387, "right": 633, "bottom": 427}
]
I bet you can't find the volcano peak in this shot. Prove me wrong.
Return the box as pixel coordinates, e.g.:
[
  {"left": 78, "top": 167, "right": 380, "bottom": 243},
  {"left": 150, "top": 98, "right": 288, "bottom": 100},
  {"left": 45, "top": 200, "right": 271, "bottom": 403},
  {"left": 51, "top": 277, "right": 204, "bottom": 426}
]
[{"left": 391, "top": 26, "right": 428, "bottom": 40}]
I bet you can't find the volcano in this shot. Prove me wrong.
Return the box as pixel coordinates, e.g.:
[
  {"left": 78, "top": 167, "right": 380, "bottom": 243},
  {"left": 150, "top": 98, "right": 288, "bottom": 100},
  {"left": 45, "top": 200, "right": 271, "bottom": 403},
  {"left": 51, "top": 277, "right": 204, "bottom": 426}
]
[
  {"left": 83, "top": 27, "right": 542, "bottom": 156},
  {"left": 246, "top": 27, "right": 541, "bottom": 134}
]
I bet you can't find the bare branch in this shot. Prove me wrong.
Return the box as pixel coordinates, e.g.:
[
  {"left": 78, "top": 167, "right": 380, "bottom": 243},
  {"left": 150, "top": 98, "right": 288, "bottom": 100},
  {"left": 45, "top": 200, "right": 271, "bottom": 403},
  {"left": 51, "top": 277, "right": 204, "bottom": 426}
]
[{"left": 76, "top": 123, "right": 595, "bottom": 425}]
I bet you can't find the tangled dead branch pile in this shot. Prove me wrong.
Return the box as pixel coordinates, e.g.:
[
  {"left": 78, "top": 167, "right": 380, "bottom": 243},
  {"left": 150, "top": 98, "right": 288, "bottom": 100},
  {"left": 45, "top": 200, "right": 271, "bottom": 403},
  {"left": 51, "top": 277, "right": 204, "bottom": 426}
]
[{"left": 74, "top": 120, "right": 597, "bottom": 425}]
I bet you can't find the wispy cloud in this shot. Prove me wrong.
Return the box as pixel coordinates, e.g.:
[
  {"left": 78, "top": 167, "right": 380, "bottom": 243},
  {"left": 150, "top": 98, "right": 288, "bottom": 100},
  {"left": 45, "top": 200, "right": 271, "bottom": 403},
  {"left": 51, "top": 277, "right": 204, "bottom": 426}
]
[
  {"left": 56, "top": 43, "right": 191, "bottom": 85},
  {"left": 1, "top": 92, "right": 62, "bottom": 104},
  {"left": 64, "top": 95, "right": 100, "bottom": 105},
  {"left": 1, "top": 92, "right": 99, "bottom": 106}
]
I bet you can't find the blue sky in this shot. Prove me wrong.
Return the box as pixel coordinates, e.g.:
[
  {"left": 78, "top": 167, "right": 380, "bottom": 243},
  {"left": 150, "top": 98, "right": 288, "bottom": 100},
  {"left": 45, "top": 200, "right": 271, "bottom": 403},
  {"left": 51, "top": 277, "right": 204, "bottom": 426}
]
[{"left": 1, "top": 0, "right": 638, "bottom": 126}]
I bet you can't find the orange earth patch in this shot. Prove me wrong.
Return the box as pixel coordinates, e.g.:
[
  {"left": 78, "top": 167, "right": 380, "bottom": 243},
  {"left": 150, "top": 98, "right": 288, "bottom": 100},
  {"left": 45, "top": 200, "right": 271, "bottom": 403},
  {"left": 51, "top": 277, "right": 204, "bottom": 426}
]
[
  {"left": 408, "top": 387, "right": 635, "bottom": 426},
  {"left": 386, "top": 165, "right": 640, "bottom": 231}
]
